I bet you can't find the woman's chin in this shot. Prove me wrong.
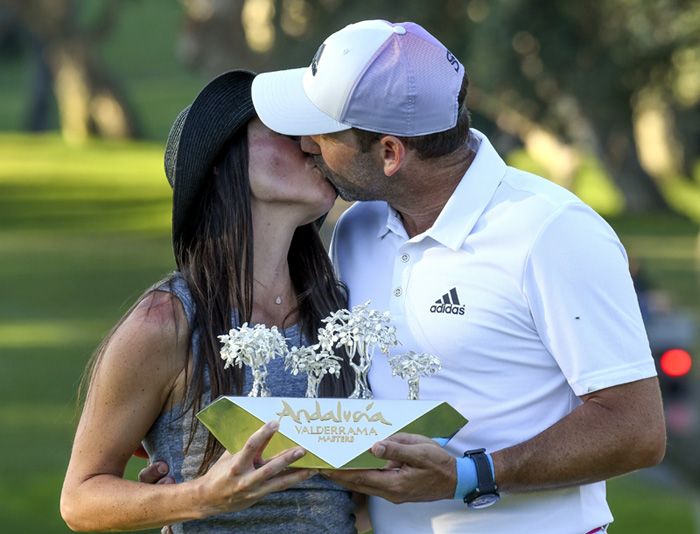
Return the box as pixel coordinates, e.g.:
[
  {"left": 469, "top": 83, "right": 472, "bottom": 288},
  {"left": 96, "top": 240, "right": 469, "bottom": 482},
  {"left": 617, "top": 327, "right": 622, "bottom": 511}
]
[
  {"left": 313, "top": 188, "right": 338, "bottom": 215},
  {"left": 299, "top": 201, "right": 335, "bottom": 227},
  {"left": 321, "top": 195, "right": 338, "bottom": 216}
]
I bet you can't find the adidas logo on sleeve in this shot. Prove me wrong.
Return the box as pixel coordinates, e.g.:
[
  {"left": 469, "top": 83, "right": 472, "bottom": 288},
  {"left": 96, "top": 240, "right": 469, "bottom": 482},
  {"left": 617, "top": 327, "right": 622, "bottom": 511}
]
[{"left": 429, "top": 287, "right": 466, "bottom": 315}]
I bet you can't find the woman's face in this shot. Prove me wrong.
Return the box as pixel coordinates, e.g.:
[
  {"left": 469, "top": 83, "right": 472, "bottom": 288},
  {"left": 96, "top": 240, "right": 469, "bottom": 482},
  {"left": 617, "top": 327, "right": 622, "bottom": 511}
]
[{"left": 247, "top": 118, "right": 337, "bottom": 224}]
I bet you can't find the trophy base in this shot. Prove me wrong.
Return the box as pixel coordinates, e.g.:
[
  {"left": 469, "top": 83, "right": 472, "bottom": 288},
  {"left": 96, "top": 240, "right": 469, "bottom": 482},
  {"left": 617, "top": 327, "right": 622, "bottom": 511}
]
[{"left": 197, "top": 396, "right": 468, "bottom": 469}]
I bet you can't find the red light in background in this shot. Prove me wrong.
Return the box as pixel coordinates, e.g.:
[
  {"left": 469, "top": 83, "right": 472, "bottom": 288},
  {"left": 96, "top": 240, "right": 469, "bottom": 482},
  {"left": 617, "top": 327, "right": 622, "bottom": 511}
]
[{"left": 660, "top": 349, "right": 692, "bottom": 377}]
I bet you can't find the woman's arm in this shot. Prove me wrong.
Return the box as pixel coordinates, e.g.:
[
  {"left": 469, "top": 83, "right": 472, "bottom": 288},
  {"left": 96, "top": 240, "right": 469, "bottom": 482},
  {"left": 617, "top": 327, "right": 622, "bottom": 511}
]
[{"left": 60, "top": 291, "right": 312, "bottom": 531}]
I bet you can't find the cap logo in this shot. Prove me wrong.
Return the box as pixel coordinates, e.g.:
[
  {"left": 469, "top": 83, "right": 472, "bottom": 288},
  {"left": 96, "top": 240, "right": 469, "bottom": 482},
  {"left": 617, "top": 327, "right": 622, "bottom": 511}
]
[
  {"left": 311, "top": 43, "right": 326, "bottom": 76},
  {"left": 446, "top": 50, "right": 460, "bottom": 72}
]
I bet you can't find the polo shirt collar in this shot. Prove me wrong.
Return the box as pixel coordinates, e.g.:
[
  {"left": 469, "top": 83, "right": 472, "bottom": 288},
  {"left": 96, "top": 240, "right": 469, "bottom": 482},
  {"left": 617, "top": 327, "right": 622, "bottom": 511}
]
[
  {"left": 380, "top": 129, "right": 506, "bottom": 249},
  {"left": 377, "top": 206, "right": 407, "bottom": 239}
]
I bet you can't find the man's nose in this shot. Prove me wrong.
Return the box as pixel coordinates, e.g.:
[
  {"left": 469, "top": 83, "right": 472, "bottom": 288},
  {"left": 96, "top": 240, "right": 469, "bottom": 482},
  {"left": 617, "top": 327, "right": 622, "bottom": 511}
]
[{"left": 300, "top": 135, "right": 321, "bottom": 155}]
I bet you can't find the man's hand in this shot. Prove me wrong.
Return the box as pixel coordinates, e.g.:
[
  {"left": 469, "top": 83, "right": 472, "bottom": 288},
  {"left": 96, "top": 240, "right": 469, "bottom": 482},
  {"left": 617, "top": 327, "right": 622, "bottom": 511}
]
[
  {"left": 138, "top": 460, "right": 176, "bottom": 534},
  {"left": 323, "top": 433, "right": 456, "bottom": 504},
  {"left": 138, "top": 460, "right": 176, "bottom": 486}
]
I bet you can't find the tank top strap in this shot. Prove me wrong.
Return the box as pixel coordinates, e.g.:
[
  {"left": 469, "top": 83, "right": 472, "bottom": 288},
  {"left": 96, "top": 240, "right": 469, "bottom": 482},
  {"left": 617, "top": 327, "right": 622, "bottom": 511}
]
[
  {"left": 155, "top": 273, "right": 197, "bottom": 328},
  {"left": 155, "top": 273, "right": 207, "bottom": 403}
]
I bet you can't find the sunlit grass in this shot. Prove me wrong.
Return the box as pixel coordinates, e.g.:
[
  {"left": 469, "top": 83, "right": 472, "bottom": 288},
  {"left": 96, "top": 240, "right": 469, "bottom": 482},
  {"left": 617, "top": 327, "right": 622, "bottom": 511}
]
[
  {"left": 0, "top": 133, "right": 164, "bottom": 183},
  {"left": 665, "top": 177, "right": 700, "bottom": 221},
  {"left": 574, "top": 156, "right": 626, "bottom": 215},
  {"left": 0, "top": 133, "right": 170, "bottom": 234},
  {"left": 0, "top": 404, "right": 74, "bottom": 429},
  {"left": 0, "top": 320, "right": 107, "bottom": 348}
]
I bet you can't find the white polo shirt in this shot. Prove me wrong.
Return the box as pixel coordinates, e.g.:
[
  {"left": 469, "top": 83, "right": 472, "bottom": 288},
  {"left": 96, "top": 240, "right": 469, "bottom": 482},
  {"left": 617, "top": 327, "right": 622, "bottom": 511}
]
[{"left": 330, "top": 130, "right": 656, "bottom": 534}]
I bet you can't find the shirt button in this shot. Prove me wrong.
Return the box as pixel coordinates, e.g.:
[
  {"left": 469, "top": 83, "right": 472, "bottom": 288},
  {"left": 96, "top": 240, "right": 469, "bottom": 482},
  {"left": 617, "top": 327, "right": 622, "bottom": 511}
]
[
  {"left": 401, "top": 253, "right": 410, "bottom": 263},
  {"left": 393, "top": 287, "right": 402, "bottom": 297}
]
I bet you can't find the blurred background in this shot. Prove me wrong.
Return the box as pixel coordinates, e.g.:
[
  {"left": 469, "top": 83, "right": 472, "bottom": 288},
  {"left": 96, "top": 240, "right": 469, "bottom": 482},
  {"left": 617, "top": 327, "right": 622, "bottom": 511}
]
[{"left": 0, "top": 1, "right": 699, "bottom": 532}]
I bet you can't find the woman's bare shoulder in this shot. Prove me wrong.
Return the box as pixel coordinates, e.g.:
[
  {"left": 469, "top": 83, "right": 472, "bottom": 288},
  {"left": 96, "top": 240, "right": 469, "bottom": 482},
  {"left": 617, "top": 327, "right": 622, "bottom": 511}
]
[
  {"left": 98, "top": 289, "right": 191, "bottom": 394},
  {"left": 68, "top": 290, "right": 193, "bottom": 486}
]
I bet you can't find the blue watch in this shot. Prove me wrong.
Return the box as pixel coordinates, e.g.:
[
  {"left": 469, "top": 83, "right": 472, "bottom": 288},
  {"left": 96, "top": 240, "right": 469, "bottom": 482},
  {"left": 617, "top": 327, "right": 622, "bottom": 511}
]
[{"left": 463, "top": 448, "right": 500, "bottom": 509}]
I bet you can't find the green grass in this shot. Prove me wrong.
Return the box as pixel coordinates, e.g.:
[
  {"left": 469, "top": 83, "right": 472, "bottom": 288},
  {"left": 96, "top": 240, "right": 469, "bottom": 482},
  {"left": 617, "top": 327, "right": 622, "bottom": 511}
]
[
  {"left": 607, "top": 474, "right": 697, "bottom": 532},
  {"left": 1, "top": 133, "right": 698, "bottom": 532}
]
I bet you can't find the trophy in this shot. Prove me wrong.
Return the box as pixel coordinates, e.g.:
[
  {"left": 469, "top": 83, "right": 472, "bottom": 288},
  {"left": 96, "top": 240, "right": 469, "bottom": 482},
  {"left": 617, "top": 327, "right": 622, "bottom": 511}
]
[
  {"left": 218, "top": 322, "right": 287, "bottom": 397},
  {"left": 317, "top": 302, "right": 398, "bottom": 399},
  {"left": 199, "top": 303, "right": 467, "bottom": 469},
  {"left": 388, "top": 351, "right": 442, "bottom": 400}
]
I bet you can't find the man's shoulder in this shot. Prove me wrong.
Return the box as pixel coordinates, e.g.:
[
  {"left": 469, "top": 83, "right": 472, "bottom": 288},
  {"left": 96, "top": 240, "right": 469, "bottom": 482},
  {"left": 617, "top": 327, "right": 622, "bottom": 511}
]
[
  {"left": 501, "top": 166, "right": 582, "bottom": 211},
  {"left": 494, "top": 167, "right": 619, "bottom": 254},
  {"left": 330, "top": 201, "right": 388, "bottom": 267},
  {"left": 482, "top": 165, "right": 614, "bottom": 245}
]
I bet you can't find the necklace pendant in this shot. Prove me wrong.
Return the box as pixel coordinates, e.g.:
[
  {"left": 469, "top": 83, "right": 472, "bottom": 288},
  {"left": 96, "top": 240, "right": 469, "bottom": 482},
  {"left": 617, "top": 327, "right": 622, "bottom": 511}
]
[{"left": 275, "top": 296, "right": 282, "bottom": 305}]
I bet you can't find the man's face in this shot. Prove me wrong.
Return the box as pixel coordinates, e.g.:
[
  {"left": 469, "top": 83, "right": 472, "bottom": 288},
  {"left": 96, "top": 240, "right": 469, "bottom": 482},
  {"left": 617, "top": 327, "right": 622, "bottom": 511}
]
[{"left": 300, "top": 131, "right": 387, "bottom": 202}]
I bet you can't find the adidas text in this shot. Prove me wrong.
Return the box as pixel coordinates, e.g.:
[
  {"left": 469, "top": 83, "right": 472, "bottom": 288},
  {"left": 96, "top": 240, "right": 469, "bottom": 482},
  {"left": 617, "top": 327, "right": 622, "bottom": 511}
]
[{"left": 429, "top": 303, "right": 465, "bottom": 315}]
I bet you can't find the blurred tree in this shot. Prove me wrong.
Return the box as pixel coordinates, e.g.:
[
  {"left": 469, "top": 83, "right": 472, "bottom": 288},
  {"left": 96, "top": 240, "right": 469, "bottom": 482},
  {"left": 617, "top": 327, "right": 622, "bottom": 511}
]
[
  {"left": 0, "top": 7, "right": 53, "bottom": 131},
  {"left": 176, "top": 0, "right": 253, "bottom": 74},
  {"left": 0, "top": 0, "right": 140, "bottom": 144}
]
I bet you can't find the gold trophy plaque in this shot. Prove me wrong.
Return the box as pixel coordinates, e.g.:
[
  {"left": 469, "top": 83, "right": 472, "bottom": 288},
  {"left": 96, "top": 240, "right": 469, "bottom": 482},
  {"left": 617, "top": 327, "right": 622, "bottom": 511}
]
[{"left": 197, "top": 396, "right": 467, "bottom": 469}]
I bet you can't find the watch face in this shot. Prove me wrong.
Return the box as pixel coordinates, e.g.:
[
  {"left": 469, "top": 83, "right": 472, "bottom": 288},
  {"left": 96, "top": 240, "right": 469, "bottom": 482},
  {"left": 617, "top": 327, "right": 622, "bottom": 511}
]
[{"left": 468, "top": 493, "right": 500, "bottom": 509}]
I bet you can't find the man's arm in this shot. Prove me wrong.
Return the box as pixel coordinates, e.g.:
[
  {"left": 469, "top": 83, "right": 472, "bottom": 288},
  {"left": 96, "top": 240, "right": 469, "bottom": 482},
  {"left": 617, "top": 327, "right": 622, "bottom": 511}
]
[
  {"left": 493, "top": 376, "right": 665, "bottom": 492},
  {"left": 324, "top": 376, "right": 665, "bottom": 503}
]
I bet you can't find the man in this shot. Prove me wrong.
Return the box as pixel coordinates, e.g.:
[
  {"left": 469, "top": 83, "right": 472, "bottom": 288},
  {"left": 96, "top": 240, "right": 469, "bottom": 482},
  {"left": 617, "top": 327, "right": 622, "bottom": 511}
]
[{"left": 248, "top": 19, "right": 666, "bottom": 534}]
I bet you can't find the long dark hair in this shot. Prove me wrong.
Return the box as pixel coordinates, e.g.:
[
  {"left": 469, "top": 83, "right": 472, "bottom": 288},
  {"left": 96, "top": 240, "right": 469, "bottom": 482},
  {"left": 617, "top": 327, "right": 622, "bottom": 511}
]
[{"left": 81, "top": 120, "right": 353, "bottom": 476}]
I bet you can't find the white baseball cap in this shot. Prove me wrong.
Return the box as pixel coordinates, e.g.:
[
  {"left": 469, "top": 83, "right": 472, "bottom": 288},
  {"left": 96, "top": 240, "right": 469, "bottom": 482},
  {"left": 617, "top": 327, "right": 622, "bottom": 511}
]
[{"left": 251, "top": 19, "right": 465, "bottom": 137}]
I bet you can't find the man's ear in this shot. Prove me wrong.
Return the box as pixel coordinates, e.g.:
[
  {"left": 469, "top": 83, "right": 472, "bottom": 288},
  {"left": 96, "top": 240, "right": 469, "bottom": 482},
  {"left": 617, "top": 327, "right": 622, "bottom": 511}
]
[{"left": 379, "top": 136, "right": 407, "bottom": 177}]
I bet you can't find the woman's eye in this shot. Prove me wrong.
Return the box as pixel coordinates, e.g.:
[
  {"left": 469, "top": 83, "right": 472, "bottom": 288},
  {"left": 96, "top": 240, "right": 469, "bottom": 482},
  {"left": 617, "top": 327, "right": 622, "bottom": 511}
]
[{"left": 287, "top": 135, "right": 301, "bottom": 142}]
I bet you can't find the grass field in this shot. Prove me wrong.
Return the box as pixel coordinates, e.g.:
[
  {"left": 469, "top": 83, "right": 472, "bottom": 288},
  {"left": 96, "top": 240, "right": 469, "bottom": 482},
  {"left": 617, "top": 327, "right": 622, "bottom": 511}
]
[{"left": 1, "top": 133, "right": 699, "bottom": 532}]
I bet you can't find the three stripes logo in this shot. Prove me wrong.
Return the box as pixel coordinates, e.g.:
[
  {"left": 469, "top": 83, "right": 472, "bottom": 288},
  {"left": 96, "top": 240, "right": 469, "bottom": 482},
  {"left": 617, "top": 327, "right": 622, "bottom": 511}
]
[{"left": 429, "top": 288, "right": 466, "bottom": 315}]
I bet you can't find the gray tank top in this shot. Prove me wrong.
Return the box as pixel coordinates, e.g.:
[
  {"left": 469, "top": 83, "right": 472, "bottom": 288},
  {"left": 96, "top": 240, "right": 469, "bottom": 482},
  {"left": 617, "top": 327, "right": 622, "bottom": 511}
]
[{"left": 143, "top": 274, "right": 356, "bottom": 533}]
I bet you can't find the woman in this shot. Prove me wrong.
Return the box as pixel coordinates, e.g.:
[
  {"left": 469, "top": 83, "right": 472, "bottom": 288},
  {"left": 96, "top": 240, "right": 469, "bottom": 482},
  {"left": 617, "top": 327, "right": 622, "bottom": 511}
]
[{"left": 60, "top": 70, "right": 357, "bottom": 533}]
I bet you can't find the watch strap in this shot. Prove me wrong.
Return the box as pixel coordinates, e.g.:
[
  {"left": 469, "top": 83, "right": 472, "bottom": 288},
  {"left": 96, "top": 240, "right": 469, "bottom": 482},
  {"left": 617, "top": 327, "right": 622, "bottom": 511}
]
[{"left": 464, "top": 448, "right": 498, "bottom": 504}]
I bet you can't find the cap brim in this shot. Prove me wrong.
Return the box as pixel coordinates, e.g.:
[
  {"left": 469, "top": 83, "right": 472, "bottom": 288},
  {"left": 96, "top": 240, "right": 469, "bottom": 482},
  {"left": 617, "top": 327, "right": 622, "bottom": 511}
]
[{"left": 252, "top": 68, "right": 351, "bottom": 136}]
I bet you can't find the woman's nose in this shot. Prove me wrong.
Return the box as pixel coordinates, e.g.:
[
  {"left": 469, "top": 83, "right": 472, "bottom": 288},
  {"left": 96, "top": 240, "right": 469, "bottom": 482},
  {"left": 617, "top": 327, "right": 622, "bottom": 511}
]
[{"left": 300, "top": 136, "right": 321, "bottom": 155}]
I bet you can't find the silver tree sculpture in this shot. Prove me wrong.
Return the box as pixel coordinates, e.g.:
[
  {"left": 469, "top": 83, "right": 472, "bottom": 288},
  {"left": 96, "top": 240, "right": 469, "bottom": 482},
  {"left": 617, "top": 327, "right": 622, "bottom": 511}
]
[
  {"left": 219, "top": 323, "right": 288, "bottom": 397},
  {"left": 388, "top": 351, "right": 441, "bottom": 400},
  {"left": 284, "top": 344, "right": 343, "bottom": 398},
  {"left": 317, "top": 301, "right": 399, "bottom": 399}
]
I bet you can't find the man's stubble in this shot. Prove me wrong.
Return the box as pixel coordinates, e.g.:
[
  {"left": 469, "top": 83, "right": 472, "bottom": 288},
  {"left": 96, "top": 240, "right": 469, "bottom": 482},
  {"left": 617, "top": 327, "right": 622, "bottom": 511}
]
[{"left": 313, "top": 153, "right": 391, "bottom": 203}]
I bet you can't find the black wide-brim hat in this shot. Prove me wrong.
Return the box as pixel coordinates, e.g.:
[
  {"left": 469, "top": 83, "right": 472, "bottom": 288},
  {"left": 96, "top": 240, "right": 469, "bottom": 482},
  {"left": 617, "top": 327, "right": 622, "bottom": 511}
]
[{"left": 164, "top": 70, "right": 256, "bottom": 248}]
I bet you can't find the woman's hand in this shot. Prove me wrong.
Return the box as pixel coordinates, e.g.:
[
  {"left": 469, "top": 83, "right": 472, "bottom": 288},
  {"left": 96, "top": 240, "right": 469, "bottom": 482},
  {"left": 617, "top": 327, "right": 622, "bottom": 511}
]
[
  {"left": 195, "top": 421, "right": 315, "bottom": 516},
  {"left": 137, "top": 422, "right": 313, "bottom": 531}
]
